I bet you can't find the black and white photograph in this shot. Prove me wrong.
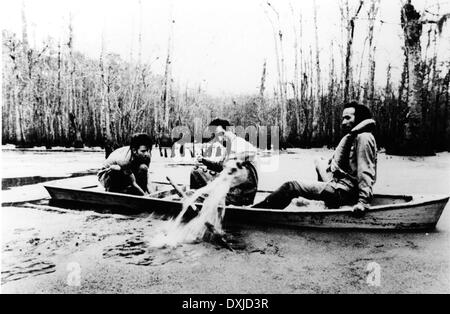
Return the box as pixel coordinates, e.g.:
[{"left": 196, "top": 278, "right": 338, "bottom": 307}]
[{"left": 1, "top": 0, "right": 450, "bottom": 296}]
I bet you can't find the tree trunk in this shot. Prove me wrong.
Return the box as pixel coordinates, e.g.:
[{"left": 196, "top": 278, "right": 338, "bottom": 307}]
[
  {"left": 328, "top": 41, "right": 336, "bottom": 145},
  {"left": 312, "top": 0, "right": 322, "bottom": 143},
  {"left": 100, "top": 34, "right": 113, "bottom": 157},
  {"left": 364, "top": 0, "right": 379, "bottom": 108},
  {"left": 343, "top": 1, "right": 364, "bottom": 104},
  {"left": 14, "top": 83, "right": 23, "bottom": 144},
  {"left": 162, "top": 18, "right": 174, "bottom": 136},
  {"left": 443, "top": 70, "right": 450, "bottom": 150},
  {"left": 400, "top": 1, "right": 434, "bottom": 155},
  {"left": 67, "top": 16, "right": 84, "bottom": 148},
  {"left": 278, "top": 30, "right": 288, "bottom": 146},
  {"left": 259, "top": 60, "right": 267, "bottom": 125},
  {"left": 266, "top": 2, "right": 287, "bottom": 147}
]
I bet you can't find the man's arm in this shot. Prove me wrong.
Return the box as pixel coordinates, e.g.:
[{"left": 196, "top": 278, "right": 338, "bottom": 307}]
[
  {"left": 128, "top": 173, "right": 147, "bottom": 196},
  {"left": 97, "top": 147, "right": 131, "bottom": 181},
  {"left": 355, "top": 133, "right": 377, "bottom": 207},
  {"left": 198, "top": 156, "right": 224, "bottom": 172}
]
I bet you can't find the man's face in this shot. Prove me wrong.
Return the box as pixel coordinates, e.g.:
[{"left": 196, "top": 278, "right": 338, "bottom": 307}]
[
  {"left": 214, "top": 125, "right": 226, "bottom": 142},
  {"left": 132, "top": 145, "right": 151, "bottom": 164},
  {"left": 341, "top": 107, "right": 356, "bottom": 134}
]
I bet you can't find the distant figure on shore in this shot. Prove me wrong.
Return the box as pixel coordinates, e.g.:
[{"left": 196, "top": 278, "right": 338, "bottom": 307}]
[
  {"left": 98, "top": 133, "right": 152, "bottom": 196},
  {"left": 190, "top": 119, "right": 259, "bottom": 206},
  {"left": 158, "top": 132, "right": 174, "bottom": 158},
  {"left": 253, "top": 102, "right": 377, "bottom": 214}
]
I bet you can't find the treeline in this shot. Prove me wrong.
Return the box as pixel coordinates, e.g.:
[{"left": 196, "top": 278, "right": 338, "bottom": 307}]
[{"left": 2, "top": 1, "right": 449, "bottom": 155}]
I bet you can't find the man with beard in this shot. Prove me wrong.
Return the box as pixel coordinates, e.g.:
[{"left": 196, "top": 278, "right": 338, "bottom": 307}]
[
  {"left": 253, "top": 102, "right": 377, "bottom": 214},
  {"left": 98, "top": 133, "right": 152, "bottom": 196}
]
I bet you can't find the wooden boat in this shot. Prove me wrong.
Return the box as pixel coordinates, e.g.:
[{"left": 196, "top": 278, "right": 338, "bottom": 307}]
[{"left": 44, "top": 182, "right": 449, "bottom": 230}]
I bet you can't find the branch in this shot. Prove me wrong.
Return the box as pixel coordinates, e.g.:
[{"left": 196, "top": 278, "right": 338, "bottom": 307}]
[
  {"left": 266, "top": 1, "right": 280, "bottom": 20},
  {"left": 354, "top": 0, "right": 364, "bottom": 18},
  {"left": 31, "top": 45, "right": 49, "bottom": 67},
  {"left": 36, "top": 45, "right": 49, "bottom": 59},
  {"left": 421, "top": 13, "right": 450, "bottom": 34},
  {"left": 425, "top": 9, "right": 441, "bottom": 16},
  {"left": 437, "top": 13, "right": 450, "bottom": 33}
]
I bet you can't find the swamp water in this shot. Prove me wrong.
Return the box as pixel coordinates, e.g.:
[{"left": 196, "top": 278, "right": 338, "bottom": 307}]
[{"left": 2, "top": 161, "right": 248, "bottom": 283}]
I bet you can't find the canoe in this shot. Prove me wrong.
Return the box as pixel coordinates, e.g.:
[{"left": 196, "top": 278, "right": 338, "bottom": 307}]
[{"left": 43, "top": 182, "right": 449, "bottom": 230}]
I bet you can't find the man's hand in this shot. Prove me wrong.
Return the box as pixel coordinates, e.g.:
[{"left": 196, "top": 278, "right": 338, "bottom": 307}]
[
  {"left": 352, "top": 202, "right": 368, "bottom": 217},
  {"left": 196, "top": 155, "right": 204, "bottom": 164},
  {"left": 129, "top": 173, "right": 137, "bottom": 184},
  {"left": 129, "top": 173, "right": 146, "bottom": 196},
  {"left": 109, "top": 164, "right": 121, "bottom": 172}
]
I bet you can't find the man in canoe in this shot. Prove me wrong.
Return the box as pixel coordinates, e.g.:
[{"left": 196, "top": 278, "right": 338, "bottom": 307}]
[
  {"left": 253, "top": 101, "right": 377, "bottom": 214},
  {"left": 97, "top": 133, "right": 153, "bottom": 196},
  {"left": 190, "top": 119, "right": 258, "bottom": 206}
]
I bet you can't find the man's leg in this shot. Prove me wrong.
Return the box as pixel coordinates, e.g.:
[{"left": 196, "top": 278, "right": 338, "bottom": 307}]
[
  {"left": 252, "top": 180, "right": 329, "bottom": 209},
  {"left": 102, "top": 169, "right": 131, "bottom": 193},
  {"left": 314, "top": 157, "right": 332, "bottom": 182}
]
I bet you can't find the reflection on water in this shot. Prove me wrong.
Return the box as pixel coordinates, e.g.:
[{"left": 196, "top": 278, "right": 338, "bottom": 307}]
[
  {"left": 2, "top": 169, "right": 98, "bottom": 190},
  {"left": 2, "top": 259, "right": 56, "bottom": 283}
]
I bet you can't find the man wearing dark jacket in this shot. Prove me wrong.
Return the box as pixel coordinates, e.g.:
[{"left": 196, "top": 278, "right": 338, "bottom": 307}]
[{"left": 253, "top": 102, "right": 377, "bottom": 214}]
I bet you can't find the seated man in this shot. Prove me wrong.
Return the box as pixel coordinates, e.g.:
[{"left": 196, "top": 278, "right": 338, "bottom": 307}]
[
  {"left": 190, "top": 119, "right": 259, "bottom": 206},
  {"left": 97, "top": 133, "right": 152, "bottom": 196},
  {"left": 253, "top": 102, "right": 377, "bottom": 214}
]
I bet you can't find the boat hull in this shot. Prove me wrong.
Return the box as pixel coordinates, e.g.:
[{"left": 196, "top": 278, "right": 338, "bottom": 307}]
[
  {"left": 224, "top": 200, "right": 447, "bottom": 230},
  {"left": 44, "top": 185, "right": 449, "bottom": 231}
]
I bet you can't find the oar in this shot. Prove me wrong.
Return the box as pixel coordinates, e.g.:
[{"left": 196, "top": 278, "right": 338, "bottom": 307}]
[
  {"left": 166, "top": 176, "right": 187, "bottom": 198},
  {"left": 166, "top": 176, "right": 199, "bottom": 214}
]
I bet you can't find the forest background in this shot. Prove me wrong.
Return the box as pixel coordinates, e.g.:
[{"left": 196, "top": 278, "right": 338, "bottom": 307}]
[{"left": 2, "top": 0, "right": 450, "bottom": 156}]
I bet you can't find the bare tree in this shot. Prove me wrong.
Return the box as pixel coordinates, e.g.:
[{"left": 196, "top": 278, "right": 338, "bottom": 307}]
[
  {"left": 343, "top": 0, "right": 364, "bottom": 103},
  {"left": 99, "top": 32, "right": 113, "bottom": 157},
  {"left": 67, "top": 14, "right": 84, "bottom": 148},
  {"left": 289, "top": 5, "right": 301, "bottom": 138},
  {"left": 312, "top": 0, "right": 322, "bottom": 142},
  {"left": 162, "top": 17, "right": 175, "bottom": 136},
  {"left": 266, "top": 1, "right": 288, "bottom": 146},
  {"left": 364, "top": 0, "right": 380, "bottom": 108},
  {"left": 400, "top": 0, "right": 449, "bottom": 155}
]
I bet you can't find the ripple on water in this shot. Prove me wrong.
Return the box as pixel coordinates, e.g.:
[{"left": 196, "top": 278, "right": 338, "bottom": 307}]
[
  {"left": 2, "top": 258, "right": 56, "bottom": 283},
  {"left": 102, "top": 233, "right": 206, "bottom": 267}
]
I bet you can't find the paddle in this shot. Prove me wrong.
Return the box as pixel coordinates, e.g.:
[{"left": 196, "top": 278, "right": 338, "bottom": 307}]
[
  {"left": 166, "top": 176, "right": 188, "bottom": 198},
  {"left": 166, "top": 176, "right": 199, "bottom": 214}
]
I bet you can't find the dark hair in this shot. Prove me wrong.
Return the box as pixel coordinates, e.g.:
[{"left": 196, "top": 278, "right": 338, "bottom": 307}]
[
  {"left": 209, "top": 118, "right": 231, "bottom": 130},
  {"left": 344, "top": 101, "right": 372, "bottom": 124},
  {"left": 130, "top": 133, "right": 153, "bottom": 150}
]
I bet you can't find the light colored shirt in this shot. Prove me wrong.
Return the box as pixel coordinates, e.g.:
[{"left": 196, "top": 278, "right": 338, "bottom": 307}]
[
  {"left": 226, "top": 133, "right": 258, "bottom": 160},
  {"left": 102, "top": 146, "right": 133, "bottom": 168},
  {"left": 97, "top": 146, "right": 134, "bottom": 183}
]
